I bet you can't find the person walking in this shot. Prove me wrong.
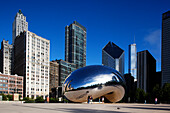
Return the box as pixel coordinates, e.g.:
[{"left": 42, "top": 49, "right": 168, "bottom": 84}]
[
  {"left": 87, "top": 96, "right": 90, "bottom": 104},
  {"left": 102, "top": 97, "right": 104, "bottom": 103},
  {"left": 90, "top": 96, "right": 93, "bottom": 104},
  {"left": 155, "top": 98, "right": 158, "bottom": 104},
  {"left": 99, "top": 97, "right": 101, "bottom": 103}
]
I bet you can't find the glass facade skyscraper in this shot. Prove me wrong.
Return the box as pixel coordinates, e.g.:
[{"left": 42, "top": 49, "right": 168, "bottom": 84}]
[
  {"left": 162, "top": 11, "right": 170, "bottom": 86},
  {"left": 128, "top": 43, "right": 137, "bottom": 80},
  {"left": 102, "top": 42, "right": 124, "bottom": 75},
  {"left": 57, "top": 59, "right": 76, "bottom": 86},
  {"left": 49, "top": 59, "right": 76, "bottom": 98},
  {"left": 65, "top": 21, "right": 86, "bottom": 69}
]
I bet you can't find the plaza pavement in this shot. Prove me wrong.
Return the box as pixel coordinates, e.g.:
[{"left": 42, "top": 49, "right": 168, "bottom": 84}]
[{"left": 0, "top": 102, "right": 170, "bottom": 113}]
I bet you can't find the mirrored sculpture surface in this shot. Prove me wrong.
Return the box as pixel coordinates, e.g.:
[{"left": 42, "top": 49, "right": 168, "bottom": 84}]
[{"left": 63, "top": 65, "right": 125, "bottom": 102}]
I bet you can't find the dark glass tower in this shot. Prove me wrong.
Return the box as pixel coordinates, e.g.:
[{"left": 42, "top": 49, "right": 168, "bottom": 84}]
[
  {"left": 137, "top": 50, "right": 156, "bottom": 93},
  {"left": 57, "top": 59, "right": 76, "bottom": 86},
  {"left": 102, "top": 41, "right": 124, "bottom": 75},
  {"left": 65, "top": 21, "right": 86, "bottom": 69},
  {"left": 162, "top": 11, "right": 170, "bottom": 86},
  {"left": 49, "top": 59, "right": 76, "bottom": 98}
]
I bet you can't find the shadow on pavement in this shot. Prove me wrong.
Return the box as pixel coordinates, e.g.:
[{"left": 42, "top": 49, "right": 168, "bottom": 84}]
[
  {"left": 133, "top": 104, "right": 170, "bottom": 108},
  {"left": 13, "top": 104, "right": 127, "bottom": 113},
  {"left": 123, "top": 106, "right": 170, "bottom": 111}
]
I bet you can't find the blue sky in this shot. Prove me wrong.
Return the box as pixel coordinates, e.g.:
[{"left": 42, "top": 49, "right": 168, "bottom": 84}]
[{"left": 0, "top": 0, "right": 169, "bottom": 73}]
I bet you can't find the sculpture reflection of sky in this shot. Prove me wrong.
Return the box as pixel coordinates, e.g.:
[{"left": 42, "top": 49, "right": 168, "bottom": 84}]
[{"left": 80, "top": 73, "right": 120, "bottom": 87}]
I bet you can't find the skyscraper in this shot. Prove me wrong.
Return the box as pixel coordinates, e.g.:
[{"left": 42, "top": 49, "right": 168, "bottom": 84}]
[
  {"left": 162, "top": 11, "right": 170, "bottom": 86},
  {"left": 12, "top": 9, "right": 28, "bottom": 44},
  {"left": 11, "top": 10, "right": 50, "bottom": 99},
  {"left": 56, "top": 59, "right": 76, "bottom": 86},
  {"left": 65, "top": 21, "right": 86, "bottom": 69},
  {"left": 49, "top": 59, "right": 76, "bottom": 98},
  {"left": 137, "top": 50, "right": 156, "bottom": 93},
  {"left": 128, "top": 43, "right": 137, "bottom": 80},
  {"left": 14, "top": 31, "right": 50, "bottom": 99},
  {"left": 49, "top": 61, "right": 59, "bottom": 98},
  {"left": 0, "top": 40, "right": 13, "bottom": 75},
  {"left": 102, "top": 41, "right": 124, "bottom": 75}
]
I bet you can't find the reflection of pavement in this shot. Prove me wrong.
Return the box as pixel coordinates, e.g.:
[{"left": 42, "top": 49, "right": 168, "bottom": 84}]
[
  {"left": 65, "top": 85, "right": 125, "bottom": 102},
  {"left": 0, "top": 103, "right": 170, "bottom": 113}
]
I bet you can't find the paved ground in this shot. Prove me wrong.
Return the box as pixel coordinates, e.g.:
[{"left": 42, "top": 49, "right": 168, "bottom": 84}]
[{"left": 0, "top": 103, "right": 170, "bottom": 113}]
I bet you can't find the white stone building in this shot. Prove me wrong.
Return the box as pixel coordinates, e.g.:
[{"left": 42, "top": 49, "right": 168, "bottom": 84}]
[
  {"left": 14, "top": 31, "right": 50, "bottom": 99},
  {"left": 12, "top": 9, "right": 28, "bottom": 44},
  {"left": 12, "top": 10, "right": 50, "bottom": 99},
  {"left": 0, "top": 40, "right": 13, "bottom": 75}
]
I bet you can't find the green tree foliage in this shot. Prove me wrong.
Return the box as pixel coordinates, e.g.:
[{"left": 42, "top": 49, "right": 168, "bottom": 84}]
[
  {"left": 145, "top": 84, "right": 162, "bottom": 103},
  {"left": 7, "top": 94, "right": 13, "bottom": 101},
  {"left": 23, "top": 97, "right": 29, "bottom": 101},
  {"left": 24, "top": 99, "right": 35, "bottom": 103},
  {"left": 49, "top": 97, "right": 57, "bottom": 103},
  {"left": 138, "top": 83, "right": 170, "bottom": 104},
  {"left": 145, "top": 92, "right": 152, "bottom": 103},
  {"left": 121, "top": 83, "right": 170, "bottom": 104},
  {"left": 151, "top": 84, "right": 162, "bottom": 103},
  {"left": 152, "top": 84, "right": 162, "bottom": 98},
  {"left": 161, "top": 83, "right": 170, "bottom": 103},
  {"left": 0, "top": 93, "right": 7, "bottom": 100},
  {"left": 23, "top": 97, "right": 35, "bottom": 103},
  {"left": 35, "top": 96, "right": 45, "bottom": 103},
  {"left": 19, "top": 95, "right": 22, "bottom": 101},
  {"left": 63, "top": 98, "right": 69, "bottom": 103},
  {"left": 135, "top": 88, "right": 146, "bottom": 103}
]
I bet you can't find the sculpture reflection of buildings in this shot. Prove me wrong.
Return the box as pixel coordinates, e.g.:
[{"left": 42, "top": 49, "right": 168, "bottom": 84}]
[{"left": 49, "top": 59, "right": 76, "bottom": 98}]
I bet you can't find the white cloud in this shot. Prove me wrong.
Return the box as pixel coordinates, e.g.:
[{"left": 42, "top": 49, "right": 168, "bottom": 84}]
[
  {"left": 144, "top": 29, "right": 161, "bottom": 48},
  {"left": 144, "top": 29, "right": 161, "bottom": 71}
]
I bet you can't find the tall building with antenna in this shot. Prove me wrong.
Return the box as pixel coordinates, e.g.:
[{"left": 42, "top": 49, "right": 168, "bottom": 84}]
[{"left": 128, "top": 36, "right": 137, "bottom": 80}]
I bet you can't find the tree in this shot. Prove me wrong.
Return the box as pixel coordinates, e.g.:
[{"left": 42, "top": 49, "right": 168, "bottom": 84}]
[
  {"left": 23, "top": 97, "right": 29, "bottom": 101},
  {"left": 22, "top": 97, "right": 35, "bottom": 103},
  {"left": 7, "top": 94, "right": 13, "bottom": 101},
  {"left": 151, "top": 84, "right": 162, "bottom": 103},
  {"left": 162, "top": 83, "right": 170, "bottom": 103},
  {"left": 19, "top": 95, "right": 22, "bottom": 101},
  {"left": 145, "top": 92, "right": 151, "bottom": 103},
  {"left": 49, "top": 97, "right": 57, "bottom": 103},
  {"left": 135, "top": 88, "right": 146, "bottom": 103},
  {"left": 35, "top": 96, "right": 44, "bottom": 103},
  {"left": 0, "top": 93, "right": 7, "bottom": 100}
]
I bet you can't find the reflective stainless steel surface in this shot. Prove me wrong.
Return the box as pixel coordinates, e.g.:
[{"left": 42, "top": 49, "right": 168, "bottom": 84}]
[{"left": 63, "top": 65, "right": 125, "bottom": 102}]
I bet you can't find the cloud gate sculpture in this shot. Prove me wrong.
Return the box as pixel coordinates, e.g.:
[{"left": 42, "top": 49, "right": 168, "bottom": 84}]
[{"left": 63, "top": 65, "right": 125, "bottom": 102}]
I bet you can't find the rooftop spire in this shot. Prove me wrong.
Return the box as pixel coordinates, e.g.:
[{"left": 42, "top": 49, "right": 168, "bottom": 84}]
[
  {"left": 18, "top": 9, "right": 22, "bottom": 14},
  {"left": 134, "top": 34, "right": 135, "bottom": 44}
]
